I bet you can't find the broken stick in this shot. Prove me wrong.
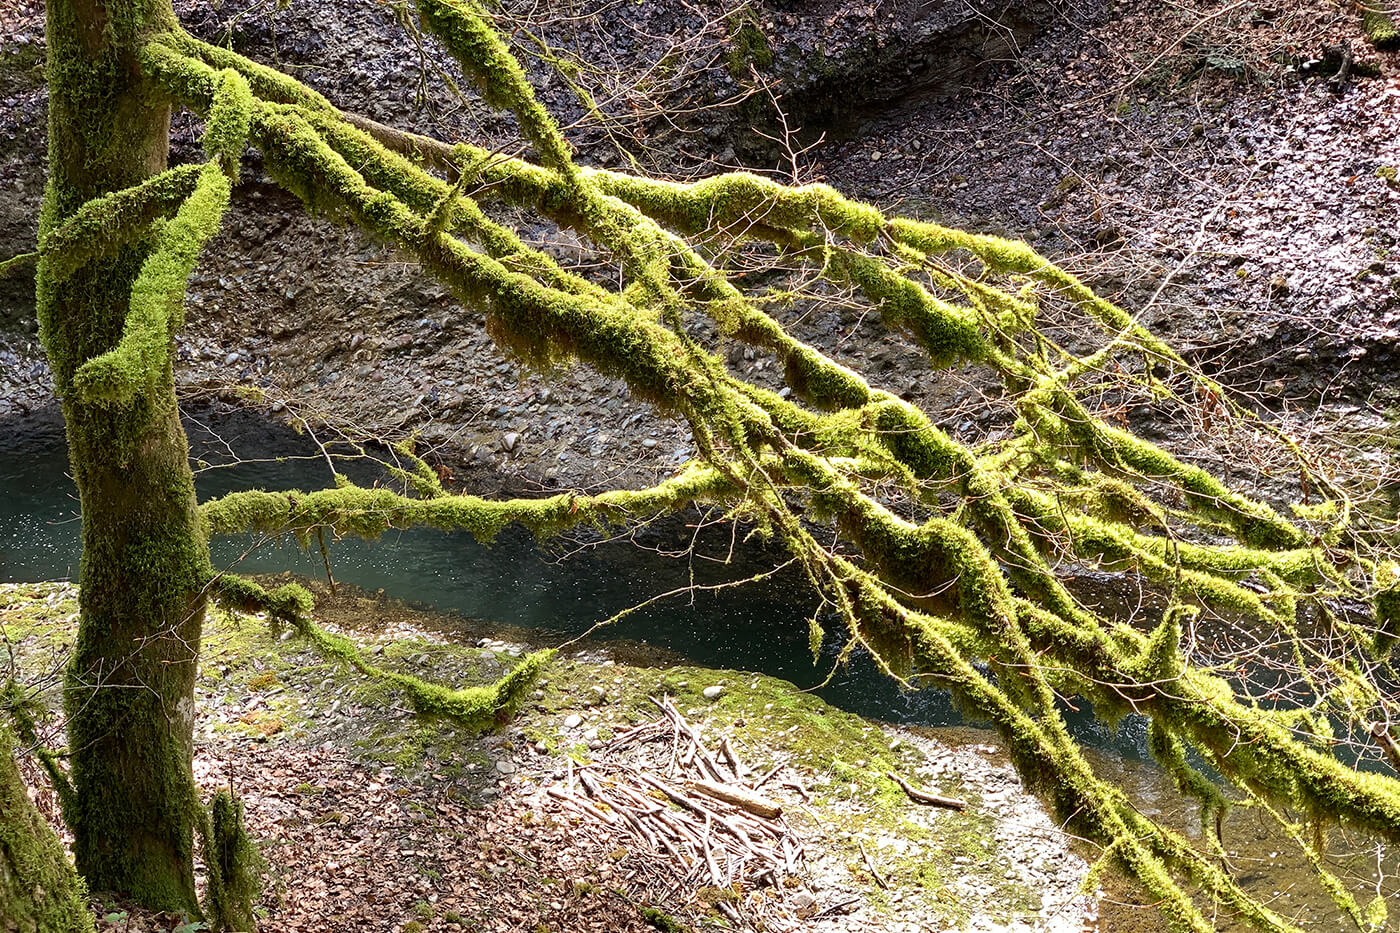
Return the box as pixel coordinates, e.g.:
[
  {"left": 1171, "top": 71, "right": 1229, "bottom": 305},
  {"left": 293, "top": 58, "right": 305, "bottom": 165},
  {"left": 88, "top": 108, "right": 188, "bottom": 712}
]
[
  {"left": 886, "top": 771, "right": 967, "bottom": 810},
  {"left": 1371, "top": 721, "right": 1400, "bottom": 773},
  {"left": 685, "top": 778, "right": 783, "bottom": 819}
]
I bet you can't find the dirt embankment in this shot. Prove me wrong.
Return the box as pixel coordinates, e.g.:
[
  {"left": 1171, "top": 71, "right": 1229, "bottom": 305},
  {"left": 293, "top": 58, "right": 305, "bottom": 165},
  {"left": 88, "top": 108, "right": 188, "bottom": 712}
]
[{"left": 2, "top": 0, "right": 1398, "bottom": 494}]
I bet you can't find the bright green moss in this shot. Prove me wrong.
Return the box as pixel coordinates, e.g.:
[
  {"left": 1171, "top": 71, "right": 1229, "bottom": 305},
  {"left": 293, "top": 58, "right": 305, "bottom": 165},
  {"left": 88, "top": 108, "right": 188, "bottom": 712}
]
[
  {"left": 175, "top": 34, "right": 335, "bottom": 110},
  {"left": 212, "top": 574, "right": 313, "bottom": 622},
  {"left": 208, "top": 573, "right": 551, "bottom": 732},
  {"left": 1026, "top": 385, "right": 1307, "bottom": 550},
  {"left": 782, "top": 345, "right": 871, "bottom": 409},
  {"left": 868, "top": 398, "right": 973, "bottom": 481},
  {"left": 639, "top": 905, "right": 689, "bottom": 933},
  {"left": 725, "top": 10, "right": 772, "bottom": 78},
  {"left": 1138, "top": 608, "right": 1187, "bottom": 682},
  {"left": 416, "top": 0, "right": 576, "bottom": 173},
  {"left": 202, "top": 465, "right": 736, "bottom": 547},
  {"left": 593, "top": 170, "right": 884, "bottom": 243},
  {"left": 836, "top": 250, "right": 989, "bottom": 367},
  {"left": 72, "top": 161, "right": 231, "bottom": 408},
  {"left": 198, "top": 789, "right": 262, "bottom": 932},
  {"left": 40, "top": 164, "right": 203, "bottom": 282},
  {"left": 202, "top": 68, "right": 253, "bottom": 173},
  {"left": 299, "top": 617, "right": 552, "bottom": 731},
  {"left": 127, "top": 16, "right": 1400, "bottom": 931},
  {"left": 1363, "top": 4, "right": 1400, "bottom": 49}
]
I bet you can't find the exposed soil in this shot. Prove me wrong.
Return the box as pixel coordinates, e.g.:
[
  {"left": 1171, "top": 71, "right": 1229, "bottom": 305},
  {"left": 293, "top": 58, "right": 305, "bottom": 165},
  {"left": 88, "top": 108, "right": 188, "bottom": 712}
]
[{"left": 2, "top": 0, "right": 1397, "bottom": 491}]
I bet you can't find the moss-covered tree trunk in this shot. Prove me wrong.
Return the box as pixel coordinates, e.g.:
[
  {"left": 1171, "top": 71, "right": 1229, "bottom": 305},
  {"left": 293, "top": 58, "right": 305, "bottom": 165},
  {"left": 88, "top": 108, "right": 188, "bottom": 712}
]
[
  {"left": 0, "top": 725, "right": 93, "bottom": 933},
  {"left": 37, "top": 0, "right": 211, "bottom": 913}
]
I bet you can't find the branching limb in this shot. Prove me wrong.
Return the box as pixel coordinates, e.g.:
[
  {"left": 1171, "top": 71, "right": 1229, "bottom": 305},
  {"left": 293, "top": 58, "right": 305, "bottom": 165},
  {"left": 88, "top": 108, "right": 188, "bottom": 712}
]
[
  {"left": 209, "top": 573, "right": 550, "bottom": 731},
  {"left": 200, "top": 461, "right": 737, "bottom": 541},
  {"left": 130, "top": 18, "right": 1400, "bottom": 931},
  {"left": 39, "top": 164, "right": 203, "bottom": 283},
  {"left": 70, "top": 68, "right": 252, "bottom": 408},
  {"left": 0, "top": 251, "right": 39, "bottom": 278}
]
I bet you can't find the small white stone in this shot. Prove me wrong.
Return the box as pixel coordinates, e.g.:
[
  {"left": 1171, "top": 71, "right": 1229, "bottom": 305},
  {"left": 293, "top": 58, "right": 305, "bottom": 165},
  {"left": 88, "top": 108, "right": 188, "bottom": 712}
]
[
  {"left": 494, "top": 759, "right": 517, "bottom": 774},
  {"left": 703, "top": 685, "right": 724, "bottom": 700},
  {"left": 564, "top": 713, "right": 584, "bottom": 728}
]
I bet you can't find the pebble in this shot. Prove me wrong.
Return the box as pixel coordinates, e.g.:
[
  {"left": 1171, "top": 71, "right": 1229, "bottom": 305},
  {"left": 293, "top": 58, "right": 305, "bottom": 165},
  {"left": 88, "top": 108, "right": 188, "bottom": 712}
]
[
  {"left": 563, "top": 713, "right": 583, "bottom": 728},
  {"left": 702, "top": 685, "right": 724, "bottom": 700}
]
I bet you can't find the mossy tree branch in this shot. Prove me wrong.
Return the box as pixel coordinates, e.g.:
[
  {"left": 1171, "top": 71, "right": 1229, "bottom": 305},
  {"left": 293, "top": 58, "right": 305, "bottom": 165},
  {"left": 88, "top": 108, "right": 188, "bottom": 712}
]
[{"left": 70, "top": 5, "right": 1400, "bottom": 929}]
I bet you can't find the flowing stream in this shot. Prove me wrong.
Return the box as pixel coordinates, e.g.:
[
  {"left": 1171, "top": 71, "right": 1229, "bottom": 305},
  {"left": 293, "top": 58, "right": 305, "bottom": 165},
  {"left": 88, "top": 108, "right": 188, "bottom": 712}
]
[{"left": 1, "top": 405, "right": 987, "bottom": 730}]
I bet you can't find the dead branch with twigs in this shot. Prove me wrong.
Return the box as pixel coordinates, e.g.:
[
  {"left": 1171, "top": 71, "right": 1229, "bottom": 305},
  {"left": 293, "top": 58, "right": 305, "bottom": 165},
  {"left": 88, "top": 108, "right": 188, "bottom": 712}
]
[{"left": 539, "top": 697, "right": 813, "bottom": 929}]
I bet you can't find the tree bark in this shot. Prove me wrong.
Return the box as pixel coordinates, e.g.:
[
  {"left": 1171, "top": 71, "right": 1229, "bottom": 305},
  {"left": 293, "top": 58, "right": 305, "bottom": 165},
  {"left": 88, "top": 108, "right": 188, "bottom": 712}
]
[
  {"left": 0, "top": 725, "right": 93, "bottom": 933},
  {"left": 39, "top": 0, "right": 209, "bottom": 913}
]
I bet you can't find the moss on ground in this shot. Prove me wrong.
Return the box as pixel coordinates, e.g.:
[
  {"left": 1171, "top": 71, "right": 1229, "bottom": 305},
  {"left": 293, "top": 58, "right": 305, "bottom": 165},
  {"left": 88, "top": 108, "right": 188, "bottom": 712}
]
[
  {"left": 2, "top": 580, "right": 1048, "bottom": 926},
  {"left": 538, "top": 657, "right": 1039, "bottom": 927},
  {"left": 0, "top": 583, "right": 80, "bottom": 663},
  {"left": 725, "top": 10, "right": 773, "bottom": 79}
]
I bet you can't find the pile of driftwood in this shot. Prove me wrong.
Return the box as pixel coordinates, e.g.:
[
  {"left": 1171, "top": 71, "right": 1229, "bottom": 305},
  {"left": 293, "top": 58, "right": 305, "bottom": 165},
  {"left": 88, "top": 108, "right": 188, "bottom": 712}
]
[{"left": 543, "top": 696, "right": 809, "bottom": 926}]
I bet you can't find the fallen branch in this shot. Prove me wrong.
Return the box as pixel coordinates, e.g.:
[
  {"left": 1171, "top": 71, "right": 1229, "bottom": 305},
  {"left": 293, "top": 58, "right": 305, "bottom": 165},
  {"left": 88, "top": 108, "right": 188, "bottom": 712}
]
[
  {"left": 1371, "top": 721, "right": 1400, "bottom": 774},
  {"left": 685, "top": 778, "right": 783, "bottom": 820},
  {"left": 538, "top": 702, "right": 812, "bottom": 927},
  {"left": 886, "top": 771, "right": 967, "bottom": 810},
  {"left": 811, "top": 896, "right": 862, "bottom": 919},
  {"left": 719, "top": 737, "right": 747, "bottom": 781},
  {"left": 858, "top": 840, "right": 889, "bottom": 889}
]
